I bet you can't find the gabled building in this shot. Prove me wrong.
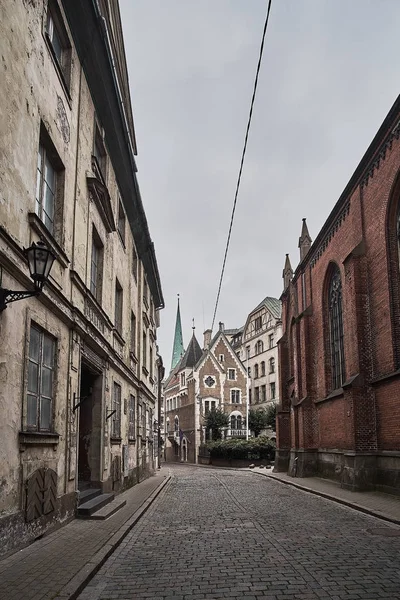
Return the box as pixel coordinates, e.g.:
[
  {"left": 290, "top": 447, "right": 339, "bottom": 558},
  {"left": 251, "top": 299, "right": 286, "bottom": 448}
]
[
  {"left": 0, "top": 0, "right": 163, "bottom": 555},
  {"left": 234, "top": 298, "right": 282, "bottom": 411},
  {"left": 164, "top": 308, "right": 248, "bottom": 463}
]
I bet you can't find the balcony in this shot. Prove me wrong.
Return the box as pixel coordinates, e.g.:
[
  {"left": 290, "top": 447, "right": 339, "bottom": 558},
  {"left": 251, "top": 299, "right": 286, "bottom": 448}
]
[{"left": 227, "top": 429, "right": 247, "bottom": 438}]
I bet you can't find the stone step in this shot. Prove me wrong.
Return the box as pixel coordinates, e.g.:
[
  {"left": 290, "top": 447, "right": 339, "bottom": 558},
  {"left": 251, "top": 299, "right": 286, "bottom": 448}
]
[
  {"left": 76, "top": 493, "right": 115, "bottom": 517},
  {"left": 88, "top": 498, "right": 127, "bottom": 520},
  {"left": 78, "top": 488, "right": 102, "bottom": 506}
]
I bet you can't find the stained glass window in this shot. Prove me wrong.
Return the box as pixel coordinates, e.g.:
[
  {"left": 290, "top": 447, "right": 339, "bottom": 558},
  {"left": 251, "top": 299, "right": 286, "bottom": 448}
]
[{"left": 328, "top": 266, "right": 345, "bottom": 390}]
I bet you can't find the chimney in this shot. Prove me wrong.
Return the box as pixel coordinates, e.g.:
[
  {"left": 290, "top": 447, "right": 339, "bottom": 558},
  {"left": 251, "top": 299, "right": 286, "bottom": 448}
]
[
  {"left": 203, "top": 329, "right": 212, "bottom": 350},
  {"left": 219, "top": 321, "right": 225, "bottom": 332},
  {"left": 282, "top": 254, "right": 293, "bottom": 290},
  {"left": 298, "top": 218, "right": 312, "bottom": 261}
]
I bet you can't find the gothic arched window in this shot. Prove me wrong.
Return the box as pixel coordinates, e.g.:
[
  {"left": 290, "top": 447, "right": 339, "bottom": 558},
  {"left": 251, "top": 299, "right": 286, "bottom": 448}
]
[{"left": 328, "top": 265, "right": 345, "bottom": 390}]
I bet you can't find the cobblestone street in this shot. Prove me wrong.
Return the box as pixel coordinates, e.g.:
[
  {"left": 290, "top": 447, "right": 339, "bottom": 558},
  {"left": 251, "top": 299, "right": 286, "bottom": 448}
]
[{"left": 79, "top": 465, "right": 400, "bottom": 600}]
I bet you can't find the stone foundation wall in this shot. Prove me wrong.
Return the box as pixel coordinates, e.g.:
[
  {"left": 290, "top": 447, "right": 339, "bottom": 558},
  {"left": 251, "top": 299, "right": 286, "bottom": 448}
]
[
  {"left": 285, "top": 449, "right": 400, "bottom": 495},
  {"left": 0, "top": 491, "right": 76, "bottom": 559}
]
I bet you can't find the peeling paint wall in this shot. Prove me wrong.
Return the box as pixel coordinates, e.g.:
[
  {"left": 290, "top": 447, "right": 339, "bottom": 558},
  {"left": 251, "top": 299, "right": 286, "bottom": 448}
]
[{"left": 0, "top": 0, "right": 161, "bottom": 556}]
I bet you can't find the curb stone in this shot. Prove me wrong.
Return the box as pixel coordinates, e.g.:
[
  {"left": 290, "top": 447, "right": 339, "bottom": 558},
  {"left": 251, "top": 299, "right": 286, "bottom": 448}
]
[
  {"left": 54, "top": 474, "right": 171, "bottom": 600},
  {"left": 252, "top": 470, "right": 400, "bottom": 526}
]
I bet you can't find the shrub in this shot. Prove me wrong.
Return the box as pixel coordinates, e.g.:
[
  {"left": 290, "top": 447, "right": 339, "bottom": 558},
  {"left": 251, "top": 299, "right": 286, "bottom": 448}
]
[{"left": 206, "top": 437, "right": 275, "bottom": 461}]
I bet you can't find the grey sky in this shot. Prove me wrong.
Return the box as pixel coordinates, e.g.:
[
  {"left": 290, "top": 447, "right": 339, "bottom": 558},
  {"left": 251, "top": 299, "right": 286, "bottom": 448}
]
[{"left": 120, "top": 0, "right": 400, "bottom": 370}]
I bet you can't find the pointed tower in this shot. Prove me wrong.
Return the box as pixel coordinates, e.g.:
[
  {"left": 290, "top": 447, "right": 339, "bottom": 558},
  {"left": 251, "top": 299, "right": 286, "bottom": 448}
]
[
  {"left": 298, "top": 218, "right": 312, "bottom": 261},
  {"left": 180, "top": 321, "right": 203, "bottom": 369},
  {"left": 171, "top": 295, "right": 185, "bottom": 371},
  {"left": 283, "top": 254, "right": 293, "bottom": 290}
]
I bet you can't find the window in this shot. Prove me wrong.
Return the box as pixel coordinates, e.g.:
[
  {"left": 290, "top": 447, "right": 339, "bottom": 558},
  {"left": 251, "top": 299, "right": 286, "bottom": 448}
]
[
  {"left": 93, "top": 126, "right": 107, "bottom": 180},
  {"left": 112, "top": 383, "right": 121, "bottom": 438},
  {"left": 257, "top": 340, "right": 264, "bottom": 354},
  {"left": 261, "top": 361, "right": 266, "bottom": 377},
  {"left": 246, "top": 346, "right": 250, "bottom": 359},
  {"left": 249, "top": 389, "right": 252, "bottom": 404},
  {"left": 255, "top": 387, "right": 260, "bottom": 403},
  {"left": 174, "top": 416, "right": 179, "bottom": 431},
  {"left": 268, "top": 334, "right": 274, "bottom": 349},
  {"left": 27, "top": 325, "right": 56, "bottom": 431},
  {"left": 328, "top": 265, "right": 345, "bottom": 389},
  {"left": 219, "top": 354, "right": 224, "bottom": 362},
  {"left": 254, "top": 316, "right": 262, "bottom": 331},
  {"left": 269, "top": 357, "right": 275, "bottom": 373},
  {"left": 231, "top": 389, "right": 241, "bottom": 404},
  {"left": 142, "top": 330, "right": 147, "bottom": 370},
  {"left": 228, "top": 368, "right": 236, "bottom": 381},
  {"left": 90, "top": 227, "right": 103, "bottom": 302},
  {"left": 204, "top": 400, "right": 216, "bottom": 415},
  {"left": 143, "top": 277, "right": 149, "bottom": 307},
  {"left": 130, "top": 312, "right": 136, "bottom": 355},
  {"left": 181, "top": 372, "right": 186, "bottom": 387},
  {"left": 261, "top": 385, "right": 266, "bottom": 403},
  {"left": 118, "top": 198, "right": 126, "bottom": 245},
  {"left": 247, "top": 367, "right": 251, "bottom": 377},
  {"left": 129, "top": 394, "right": 136, "bottom": 440},
  {"left": 149, "top": 346, "right": 153, "bottom": 379},
  {"left": 114, "top": 279, "right": 123, "bottom": 333},
  {"left": 254, "top": 364, "right": 259, "bottom": 379},
  {"left": 36, "top": 142, "right": 61, "bottom": 235},
  {"left": 230, "top": 415, "right": 242, "bottom": 430},
  {"left": 45, "top": 1, "right": 71, "bottom": 84},
  {"left": 270, "top": 382, "right": 276, "bottom": 400},
  {"left": 132, "top": 246, "right": 138, "bottom": 282}
]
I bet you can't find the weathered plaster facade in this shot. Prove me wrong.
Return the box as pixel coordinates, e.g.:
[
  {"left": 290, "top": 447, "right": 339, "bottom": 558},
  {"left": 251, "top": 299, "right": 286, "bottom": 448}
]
[{"left": 0, "top": 0, "right": 163, "bottom": 556}]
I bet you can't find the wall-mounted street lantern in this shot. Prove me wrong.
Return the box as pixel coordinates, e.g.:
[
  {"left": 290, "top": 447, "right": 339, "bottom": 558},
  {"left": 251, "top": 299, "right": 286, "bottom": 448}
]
[{"left": 0, "top": 240, "right": 56, "bottom": 312}]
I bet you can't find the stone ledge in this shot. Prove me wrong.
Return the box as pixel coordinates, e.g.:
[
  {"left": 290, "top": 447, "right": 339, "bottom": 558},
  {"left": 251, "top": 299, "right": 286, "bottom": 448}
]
[{"left": 19, "top": 431, "right": 60, "bottom": 452}]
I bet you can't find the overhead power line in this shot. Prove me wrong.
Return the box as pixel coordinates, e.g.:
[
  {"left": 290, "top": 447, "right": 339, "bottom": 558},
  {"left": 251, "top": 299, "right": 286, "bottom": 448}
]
[{"left": 210, "top": 0, "right": 273, "bottom": 334}]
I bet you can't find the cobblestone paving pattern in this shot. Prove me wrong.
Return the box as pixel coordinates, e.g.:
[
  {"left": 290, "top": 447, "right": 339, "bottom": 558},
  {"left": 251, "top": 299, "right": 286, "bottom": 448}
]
[{"left": 79, "top": 465, "right": 400, "bottom": 600}]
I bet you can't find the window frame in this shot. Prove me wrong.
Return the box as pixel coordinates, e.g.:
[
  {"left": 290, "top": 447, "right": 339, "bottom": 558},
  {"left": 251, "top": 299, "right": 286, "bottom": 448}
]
[
  {"left": 227, "top": 368, "right": 236, "bottom": 381},
  {"left": 261, "top": 361, "right": 266, "bottom": 377},
  {"left": 130, "top": 311, "right": 136, "bottom": 356},
  {"left": 114, "top": 279, "right": 123, "bottom": 334},
  {"left": 327, "top": 264, "right": 346, "bottom": 390},
  {"left": 90, "top": 226, "right": 104, "bottom": 303},
  {"left": 270, "top": 382, "right": 276, "bottom": 400},
  {"left": 269, "top": 357, "right": 275, "bottom": 374},
  {"left": 128, "top": 394, "right": 136, "bottom": 441},
  {"left": 26, "top": 324, "right": 57, "bottom": 432},
  {"left": 117, "top": 197, "right": 126, "bottom": 246},
  {"left": 111, "top": 382, "right": 122, "bottom": 438},
  {"left": 230, "top": 389, "right": 241, "bottom": 404},
  {"left": 254, "top": 316, "right": 262, "bottom": 331},
  {"left": 44, "top": 0, "right": 72, "bottom": 92},
  {"left": 268, "top": 334, "right": 274, "bottom": 349}
]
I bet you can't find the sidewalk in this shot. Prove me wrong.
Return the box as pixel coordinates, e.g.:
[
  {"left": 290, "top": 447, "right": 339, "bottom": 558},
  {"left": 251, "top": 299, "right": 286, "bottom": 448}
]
[
  {"left": 0, "top": 470, "right": 171, "bottom": 600},
  {"left": 253, "top": 467, "right": 400, "bottom": 524}
]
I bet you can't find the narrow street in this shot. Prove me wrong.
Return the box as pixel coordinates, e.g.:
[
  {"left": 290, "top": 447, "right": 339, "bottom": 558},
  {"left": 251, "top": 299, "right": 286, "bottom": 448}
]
[{"left": 79, "top": 465, "right": 400, "bottom": 600}]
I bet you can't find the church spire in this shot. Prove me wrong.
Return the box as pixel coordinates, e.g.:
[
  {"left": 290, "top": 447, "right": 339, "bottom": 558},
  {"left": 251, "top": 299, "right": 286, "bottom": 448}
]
[
  {"left": 298, "top": 218, "right": 312, "bottom": 261},
  {"left": 171, "top": 295, "right": 185, "bottom": 371},
  {"left": 283, "top": 254, "right": 293, "bottom": 290}
]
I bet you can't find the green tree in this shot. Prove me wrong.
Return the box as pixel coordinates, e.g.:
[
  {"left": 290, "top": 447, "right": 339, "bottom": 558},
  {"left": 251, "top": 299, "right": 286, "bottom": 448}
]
[
  {"left": 205, "top": 407, "right": 229, "bottom": 440},
  {"left": 248, "top": 408, "right": 269, "bottom": 437},
  {"left": 265, "top": 403, "right": 277, "bottom": 432}
]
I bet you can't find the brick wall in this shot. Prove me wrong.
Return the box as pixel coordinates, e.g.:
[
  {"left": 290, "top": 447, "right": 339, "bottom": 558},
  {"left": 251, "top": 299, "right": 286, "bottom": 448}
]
[{"left": 276, "top": 98, "right": 400, "bottom": 491}]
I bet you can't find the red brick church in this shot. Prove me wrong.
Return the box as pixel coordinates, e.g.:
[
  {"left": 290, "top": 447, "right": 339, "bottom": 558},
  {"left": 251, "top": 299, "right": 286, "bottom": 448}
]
[{"left": 276, "top": 95, "right": 400, "bottom": 495}]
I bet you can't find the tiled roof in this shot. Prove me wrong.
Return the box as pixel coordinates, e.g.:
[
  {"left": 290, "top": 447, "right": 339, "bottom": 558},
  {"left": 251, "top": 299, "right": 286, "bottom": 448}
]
[
  {"left": 251, "top": 296, "right": 281, "bottom": 319},
  {"left": 180, "top": 334, "right": 203, "bottom": 369}
]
